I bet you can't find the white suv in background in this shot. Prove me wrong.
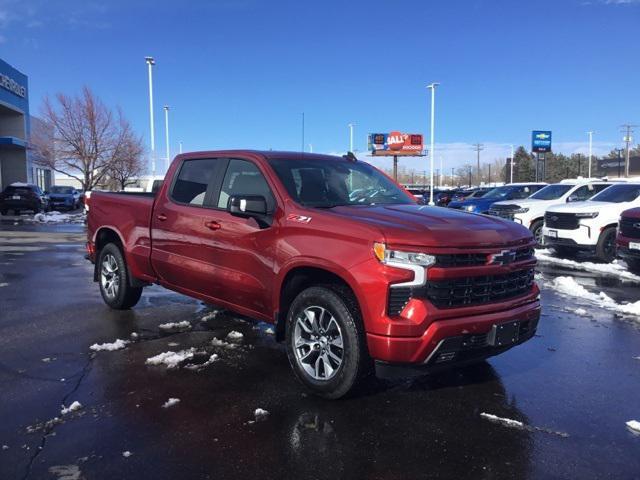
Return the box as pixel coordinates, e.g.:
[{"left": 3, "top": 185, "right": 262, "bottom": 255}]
[
  {"left": 488, "top": 179, "right": 612, "bottom": 245},
  {"left": 542, "top": 182, "right": 640, "bottom": 262}
]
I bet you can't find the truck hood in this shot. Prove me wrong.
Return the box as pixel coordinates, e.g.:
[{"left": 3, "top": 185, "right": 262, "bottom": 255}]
[
  {"left": 492, "top": 198, "right": 547, "bottom": 208},
  {"left": 546, "top": 200, "right": 614, "bottom": 213},
  {"left": 621, "top": 207, "right": 640, "bottom": 220},
  {"left": 327, "top": 204, "right": 532, "bottom": 248},
  {"left": 49, "top": 193, "right": 73, "bottom": 200}
]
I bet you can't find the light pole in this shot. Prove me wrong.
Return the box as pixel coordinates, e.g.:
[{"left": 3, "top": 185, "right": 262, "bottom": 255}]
[
  {"left": 587, "top": 131, "right": 594, "bottom": 178},
  {"left": 164, "top": 105, "right": 170, "bottom": 173},
  {"left": 348, "top": 123, "right": 355, "bottom": 152},
  {"left": 309, "top": 143, "right": 313, "bottom": 153},
  {"left": 426, "top": 83, "right": 440, "bottom": 205},
  {"left": 145, "top": 56, "right": 156, "bottom": 177},
  {"left": 179, "top": 141, "right": 183, "bottom": 154}
]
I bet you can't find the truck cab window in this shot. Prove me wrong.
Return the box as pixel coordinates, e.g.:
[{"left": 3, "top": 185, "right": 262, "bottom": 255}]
[
  {"left": 171, "top": 159, "right": 218, "bottom": 206},
  {"left": 217, "top": 159, "right": 275, "bottom": 211}
]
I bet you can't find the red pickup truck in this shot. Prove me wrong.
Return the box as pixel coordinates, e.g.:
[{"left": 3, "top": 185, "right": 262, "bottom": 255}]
[{"left": 86, "top": 150, "right": 540, "bottom": 398}]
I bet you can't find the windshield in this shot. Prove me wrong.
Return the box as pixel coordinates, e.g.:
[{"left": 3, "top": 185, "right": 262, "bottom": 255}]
[
  {"left": 268, "top": 158, "right": 414, "bottom": 207},
  {"left": 590, "top": 184, "right": 640, "bottom": 203},
  {"left": 50, "top": 186, "right": 74, "bottom": 194},
  {"left": 482, "top": 186, "right": 517, "bottom": 200},
  {"left": 530, "top": 184, "right": 573, "bottom": 200}
]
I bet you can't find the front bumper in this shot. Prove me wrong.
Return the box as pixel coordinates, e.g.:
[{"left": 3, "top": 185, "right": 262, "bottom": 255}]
[
  {"left": 542, "top": 225, "right": 597, "bottom": 249},
  {"left": 617, "top": 234, "right": 640, "bottom": 260},
  {"left": 1, "top": 199, "right": 39, "bottom": 210},
  {"left": 366, "top": 296, "right": 540, "bottom": 365}
]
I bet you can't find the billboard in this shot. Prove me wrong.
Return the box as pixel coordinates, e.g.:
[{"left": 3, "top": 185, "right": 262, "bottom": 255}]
[
  {"left": 368, "top": 132, "right": 424, "bottom": 156},
  {"left": 532, "top": 130, "right": 552, "bottom": 153}
]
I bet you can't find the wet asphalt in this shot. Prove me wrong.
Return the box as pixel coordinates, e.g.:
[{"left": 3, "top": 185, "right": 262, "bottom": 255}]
[{"left": 0, "top": 219, "right": 639, "bottom": 480}]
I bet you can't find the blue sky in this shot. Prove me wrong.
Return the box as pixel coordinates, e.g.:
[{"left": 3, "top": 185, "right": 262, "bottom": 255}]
[{"left": 1, "top": 0, "right": 639, "bottom": 172}]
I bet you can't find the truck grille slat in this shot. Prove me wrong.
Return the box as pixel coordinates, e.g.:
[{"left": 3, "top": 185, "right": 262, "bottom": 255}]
[
  {"left": 619, "top": 218, "right": 640, "bottom": 239},
  {"left": 387, "top": 287, "right": 412, "bottom": 316},
  {"left": 434, "top": 247, "right": 534, "bottom": 267},
  {"left": 545, "top": 212, "right": 580, "bottom": 230}
]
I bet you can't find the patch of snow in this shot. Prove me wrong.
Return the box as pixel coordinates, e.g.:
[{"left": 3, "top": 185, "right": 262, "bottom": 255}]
[
  {"left": 265, "top": 327, "right": 275, "bottom": 335},
  {"left": 201, "top": 310, "right": 220, "bottom": 322},
  {"left": 60, "top": 401, "right": 82, "bottom": 415},
  {"left": 162, "top": 398, "right": 181, "bottom": 409},
  {"left": 48, "top": 465, "right": 82, "bottom": 480},
  {"left": 122, "top": 451, "right": 132, "bottom": 458},
  {"left": 480, "top": 412, "right": 525, "bottom": 429},
  {"left": 130, "top": 332, "right": 139, "bottom": 340},
  {"left": 537, "top": 249, "right": 640, "bottom": 283},
  {"left": 226, "top": 331, "right": 244, "bottom": 342},
  {"left": 2, "top": 445, "right": 8, "bottom": 450},
  {"left": 634, "top": 356, "right": 640, "bottom": 361},
  {"left": 167, "top": 342, "right": 180, "bottom": 347},
  {"left": 158, "top": 321, "right": 192, "bottom": 332},
  {"left": 31, "top": 211, "right": 85, "bottom": 224},
  {"left": 90, "top": 339, "right": 129, "bottom": 351},
  {"left": 210, "top": 338, "right": 237, "bottom": 349},
  {"left": 550, "top": 276, "right": 640, "bottom": 318},
  {"left": 254, "top": 408, "right": 269, "bottom": 421},
  {"left": 627, "top": 420, "right": 640, "bottom": 434},
  {"left": 574, "top": 308, "right": 588, "bottom": 316},
  {"left": 145, "top": 348, "right": 196, "bottom": 369},
  {"left": 0, "top": 283, "right": 8, "bottom": 288},
  {"left": 41, "top": 357, "right": 51, "bottom": 363},
  {"left": 184, "top": 353, "right": 219, "bottom": 370}
]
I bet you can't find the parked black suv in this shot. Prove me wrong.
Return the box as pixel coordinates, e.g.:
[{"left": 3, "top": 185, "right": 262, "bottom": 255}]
[{"left": 0, "top": 183, "right": 50, "bottom": 215}]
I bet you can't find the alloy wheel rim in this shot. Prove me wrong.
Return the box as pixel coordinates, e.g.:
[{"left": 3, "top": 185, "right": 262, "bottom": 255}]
[
  {"left": 100, "top": 254, "right": 120, "bottom": 299},
  {"left": 293, "top": 306, "right": 344, "bottom": 381}
]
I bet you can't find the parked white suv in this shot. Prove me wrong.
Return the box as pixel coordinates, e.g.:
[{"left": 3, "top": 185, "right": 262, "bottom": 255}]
[
  {"left": 542, "top": 183, "right": 640, "bottom": 262},
  {"left": 488, "top": 179, "right": 612, "bottom": 245}
]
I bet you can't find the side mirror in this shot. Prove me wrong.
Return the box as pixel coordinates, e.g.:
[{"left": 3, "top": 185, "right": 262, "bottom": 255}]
[
  {"left": 228, "top": 195, "right": 271, "bottom": 226},
  {"left": 567, "top": 195, "right": 578, "bottom": 203}
]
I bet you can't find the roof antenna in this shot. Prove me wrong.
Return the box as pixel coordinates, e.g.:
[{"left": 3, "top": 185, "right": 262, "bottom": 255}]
[{"left": 343, "top": 151, "right": 357, "bottom": 162}]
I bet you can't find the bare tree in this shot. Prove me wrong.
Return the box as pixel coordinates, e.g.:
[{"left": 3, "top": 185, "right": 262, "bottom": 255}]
[
  {"left": 30, "top": 87, "right": 145, "bottom": 191},
  {"left": 106, "top": 114, "right": 145, "bottom": 190}
]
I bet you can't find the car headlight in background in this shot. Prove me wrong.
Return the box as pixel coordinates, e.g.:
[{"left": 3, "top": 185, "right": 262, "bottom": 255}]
[
  {"left": 464, "top": 205, "right": 476, "bottom": 212},
  {"left": 575, "top": 212, "right": 599, "bottom": 218}
]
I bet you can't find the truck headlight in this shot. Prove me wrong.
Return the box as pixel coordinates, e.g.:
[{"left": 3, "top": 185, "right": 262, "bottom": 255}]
[
  {"left": 373, "top": 243, "right": 436, "bottom": 267},
  {"left": 575, "top": 212, "right": 599, "bottom": 218},
  {"left": 464, "top": 205, "right": 476, "bottom": 212}
]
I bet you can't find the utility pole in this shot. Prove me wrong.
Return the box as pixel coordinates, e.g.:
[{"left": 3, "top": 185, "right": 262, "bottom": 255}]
[
  {"left": 164, "top": 105, "right": 170, "bottom": 173},
  {"left": 615, "top": 148, "right": 624, "bottom": 178},
  {"left": 426, "top": 83, "right": 440, "bottom": 205},
  {"left": 144, "top": 56, "right": 156, "bottom": 177},
  {"left": 621, "top": 124, "right": 636, "bottom": 178},
  {"left": 587, "top": 131, "right": 594, "bottom": 178},
  {"left": 472, "top": 143, "right": 484, "bottom": 186},
  {"left": 348, "top": 123, "right": 355, "bottom": 152}
]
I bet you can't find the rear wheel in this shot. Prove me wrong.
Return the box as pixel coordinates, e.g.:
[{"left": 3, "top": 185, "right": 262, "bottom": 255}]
[
  {"left": 530, "top": 220, "right": 544, "bottom": 247},
  {"left": 285, "top": 286, "right": 373, "bottom": 399},
  {"left": 595, "top": 227, "right": 616, "bottom": 263},
  {"left": 98, "top": 243, "right": 143, "bottom": 310}
]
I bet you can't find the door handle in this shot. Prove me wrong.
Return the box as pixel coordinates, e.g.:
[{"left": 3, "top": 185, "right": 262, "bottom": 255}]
[
  {"left": 157, "top": 213, "right": 167, "bottom": 221},
  {"left": 204, "top": 220, "right": 221, "bottom": 231}
]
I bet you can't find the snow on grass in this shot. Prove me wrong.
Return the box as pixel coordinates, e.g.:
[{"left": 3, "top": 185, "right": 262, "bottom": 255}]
[
  {"left": 480, "top": 412, "right": 525, "bottom": 429},
  {"left": 60, "top": 401, "right": 82, "bottom": 415},
  {"left": 226, "top": 331, "right": 244, "bottom": 342},
  {"left": 158, "top": 321, "right": 192, "bottom": 332},
  {"left": 122, "top": 451, "right": 132, "bottom": 458},
  {"left": 626, "top": 420, "right": 640, "bottom": 434},
  {"left": 537, "top": 249, "right": 640, "bottom": 283},
  {"left": 254, "top": 408, "right": 269, "bottom": 421},
  {"left": 90, "top": 339, "right": 129, "bottom": 351},
  {"left": 145, "top": 348, "right": 196, "bottom": 369},
  {"left": 162, "top": 398, "right": 181, "bottom": 409},
  {"left": 550, "top": 276, "right": 640, "bottom": 318}
]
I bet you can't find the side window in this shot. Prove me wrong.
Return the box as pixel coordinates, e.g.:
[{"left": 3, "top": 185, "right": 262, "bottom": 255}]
[
  {"left": 217, "top": 159, "right": 275, "bottom": 211},
  {"left": 593, "top": 184, "right": 611, "bottom": 194},
  {"left": 171, "top": 159, "right": 218, "bottom": 206},
  {"left": 571, "top": 185, "right": 592, "bottom": 201},
  {"left": 514, "top": 186, "right": 532, "bottom": 199}
]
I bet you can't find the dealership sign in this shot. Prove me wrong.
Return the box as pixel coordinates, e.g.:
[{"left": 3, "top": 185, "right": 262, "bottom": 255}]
[
  {"left": 0, "top": 72, "right": 26, "bottom": 98},
  {"left": 532, "top": 130, "right": 552, "bottom": 153},
  {"left": 368, "top": 132, "right": 424, "bottom": 156}
]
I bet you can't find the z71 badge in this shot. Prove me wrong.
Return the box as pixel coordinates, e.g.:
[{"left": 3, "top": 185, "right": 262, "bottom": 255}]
[{"left": 287, "top": 214, "right": 312, "bottom": 224}]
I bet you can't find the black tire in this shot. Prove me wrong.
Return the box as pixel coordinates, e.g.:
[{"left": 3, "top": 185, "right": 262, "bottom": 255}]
[
  {"left": 98, "top": 243, "right": 143, "bottom": 310},
  {"left": 595, "top": 227, "right": 616, "bottom": 263},
  {"left": 530, "top": 219, "right": 544, "bottom": 247},
  {"left": 625, "top": 258, "right": 640, "bottom": 274},
  {"left": 285, "top": 285, "right": 373, "bottom": 399}
]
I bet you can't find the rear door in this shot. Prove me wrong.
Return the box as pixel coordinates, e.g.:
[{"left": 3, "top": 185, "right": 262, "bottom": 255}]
[{"left": 150, "top": 157, "right": 227, "bottom": 297}]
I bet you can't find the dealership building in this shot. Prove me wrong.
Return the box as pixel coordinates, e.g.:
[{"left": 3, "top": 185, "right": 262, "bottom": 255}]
[{"left": 0, "top": 58, "right": 52, "bottom": 191}]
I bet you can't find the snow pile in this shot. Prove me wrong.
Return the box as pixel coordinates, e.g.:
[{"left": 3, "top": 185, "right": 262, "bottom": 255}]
[
  {"left": 480, "top": 412, "right": 524, "bottom": 429},
  {"left": 162, "top": 398, "right": 181, "bottom": 409},
  {"left": 2, "top": 445, "right": 9, "bottom": 450},
  {"left": 226, "top": 331, "right": 244, "bottom": 342},
  {"left": 0, "top": 283, "right": 8, "bottom": 288},
  {"left": 90, "top": 339, "right": 129, "bottom": 351},
  {"left": 32, "top": 211, "right": 85, "bottom": 224},
  {"left": 201, "top": 310, "right": 220, "bottom": 322},
  {"left": 254, "top": 408, "right": 269, "bottom": 422},
  {"left": 146, "top": 348, "right": 196, "bottom": 369},
  {"left": 574, "top": 308, "right": 588, "bottom": 316},
  {"left": 158, "top": 321, "right": 192, "bottom": 332},
  {"left": 537, "top": 249, "right": 640, "bottom": 283},
  {"left": 551, "top": 276, "right": 640, "bottom": 318},
  {"left": 210, "top": 338, "right": 237, "bottom": 349},
  {"left": 265, "top": 327, "right": 275, "bottom": 335},
  {"left": 626, "top": 420, "right": 640, "bottom": 434},
  {"left": 122, "top": 451, "right": 132, "bottom": 458},
  {"left": 60, "top": 401, "right": 82, "bottom": 415}
]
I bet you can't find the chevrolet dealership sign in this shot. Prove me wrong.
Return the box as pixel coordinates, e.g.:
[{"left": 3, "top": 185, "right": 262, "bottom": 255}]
[
  {"left": 532, "top": 130, "right": 552, "bottom": 153},
  {"left": 0, "top": 72, "right": 26, "bottom": 98}
]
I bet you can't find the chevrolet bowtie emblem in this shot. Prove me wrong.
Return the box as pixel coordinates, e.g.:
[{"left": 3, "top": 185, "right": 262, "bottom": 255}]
[{"left": 488, "top": 249, "right": 517, "bottom": 266}]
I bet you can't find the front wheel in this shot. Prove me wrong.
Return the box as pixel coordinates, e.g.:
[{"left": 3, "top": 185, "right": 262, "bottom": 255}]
[
  {"left": 285, "top": 286, "right": 373, "bottom": 399},
  {"left": 98, "top": 243, "right": 143, "bottom": 310},
  {"left": 595, "top": 227, "right": 616, "bottom": 263},
  {"left": 530, "top": 220, "right": 544, "bottom": 247}
]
